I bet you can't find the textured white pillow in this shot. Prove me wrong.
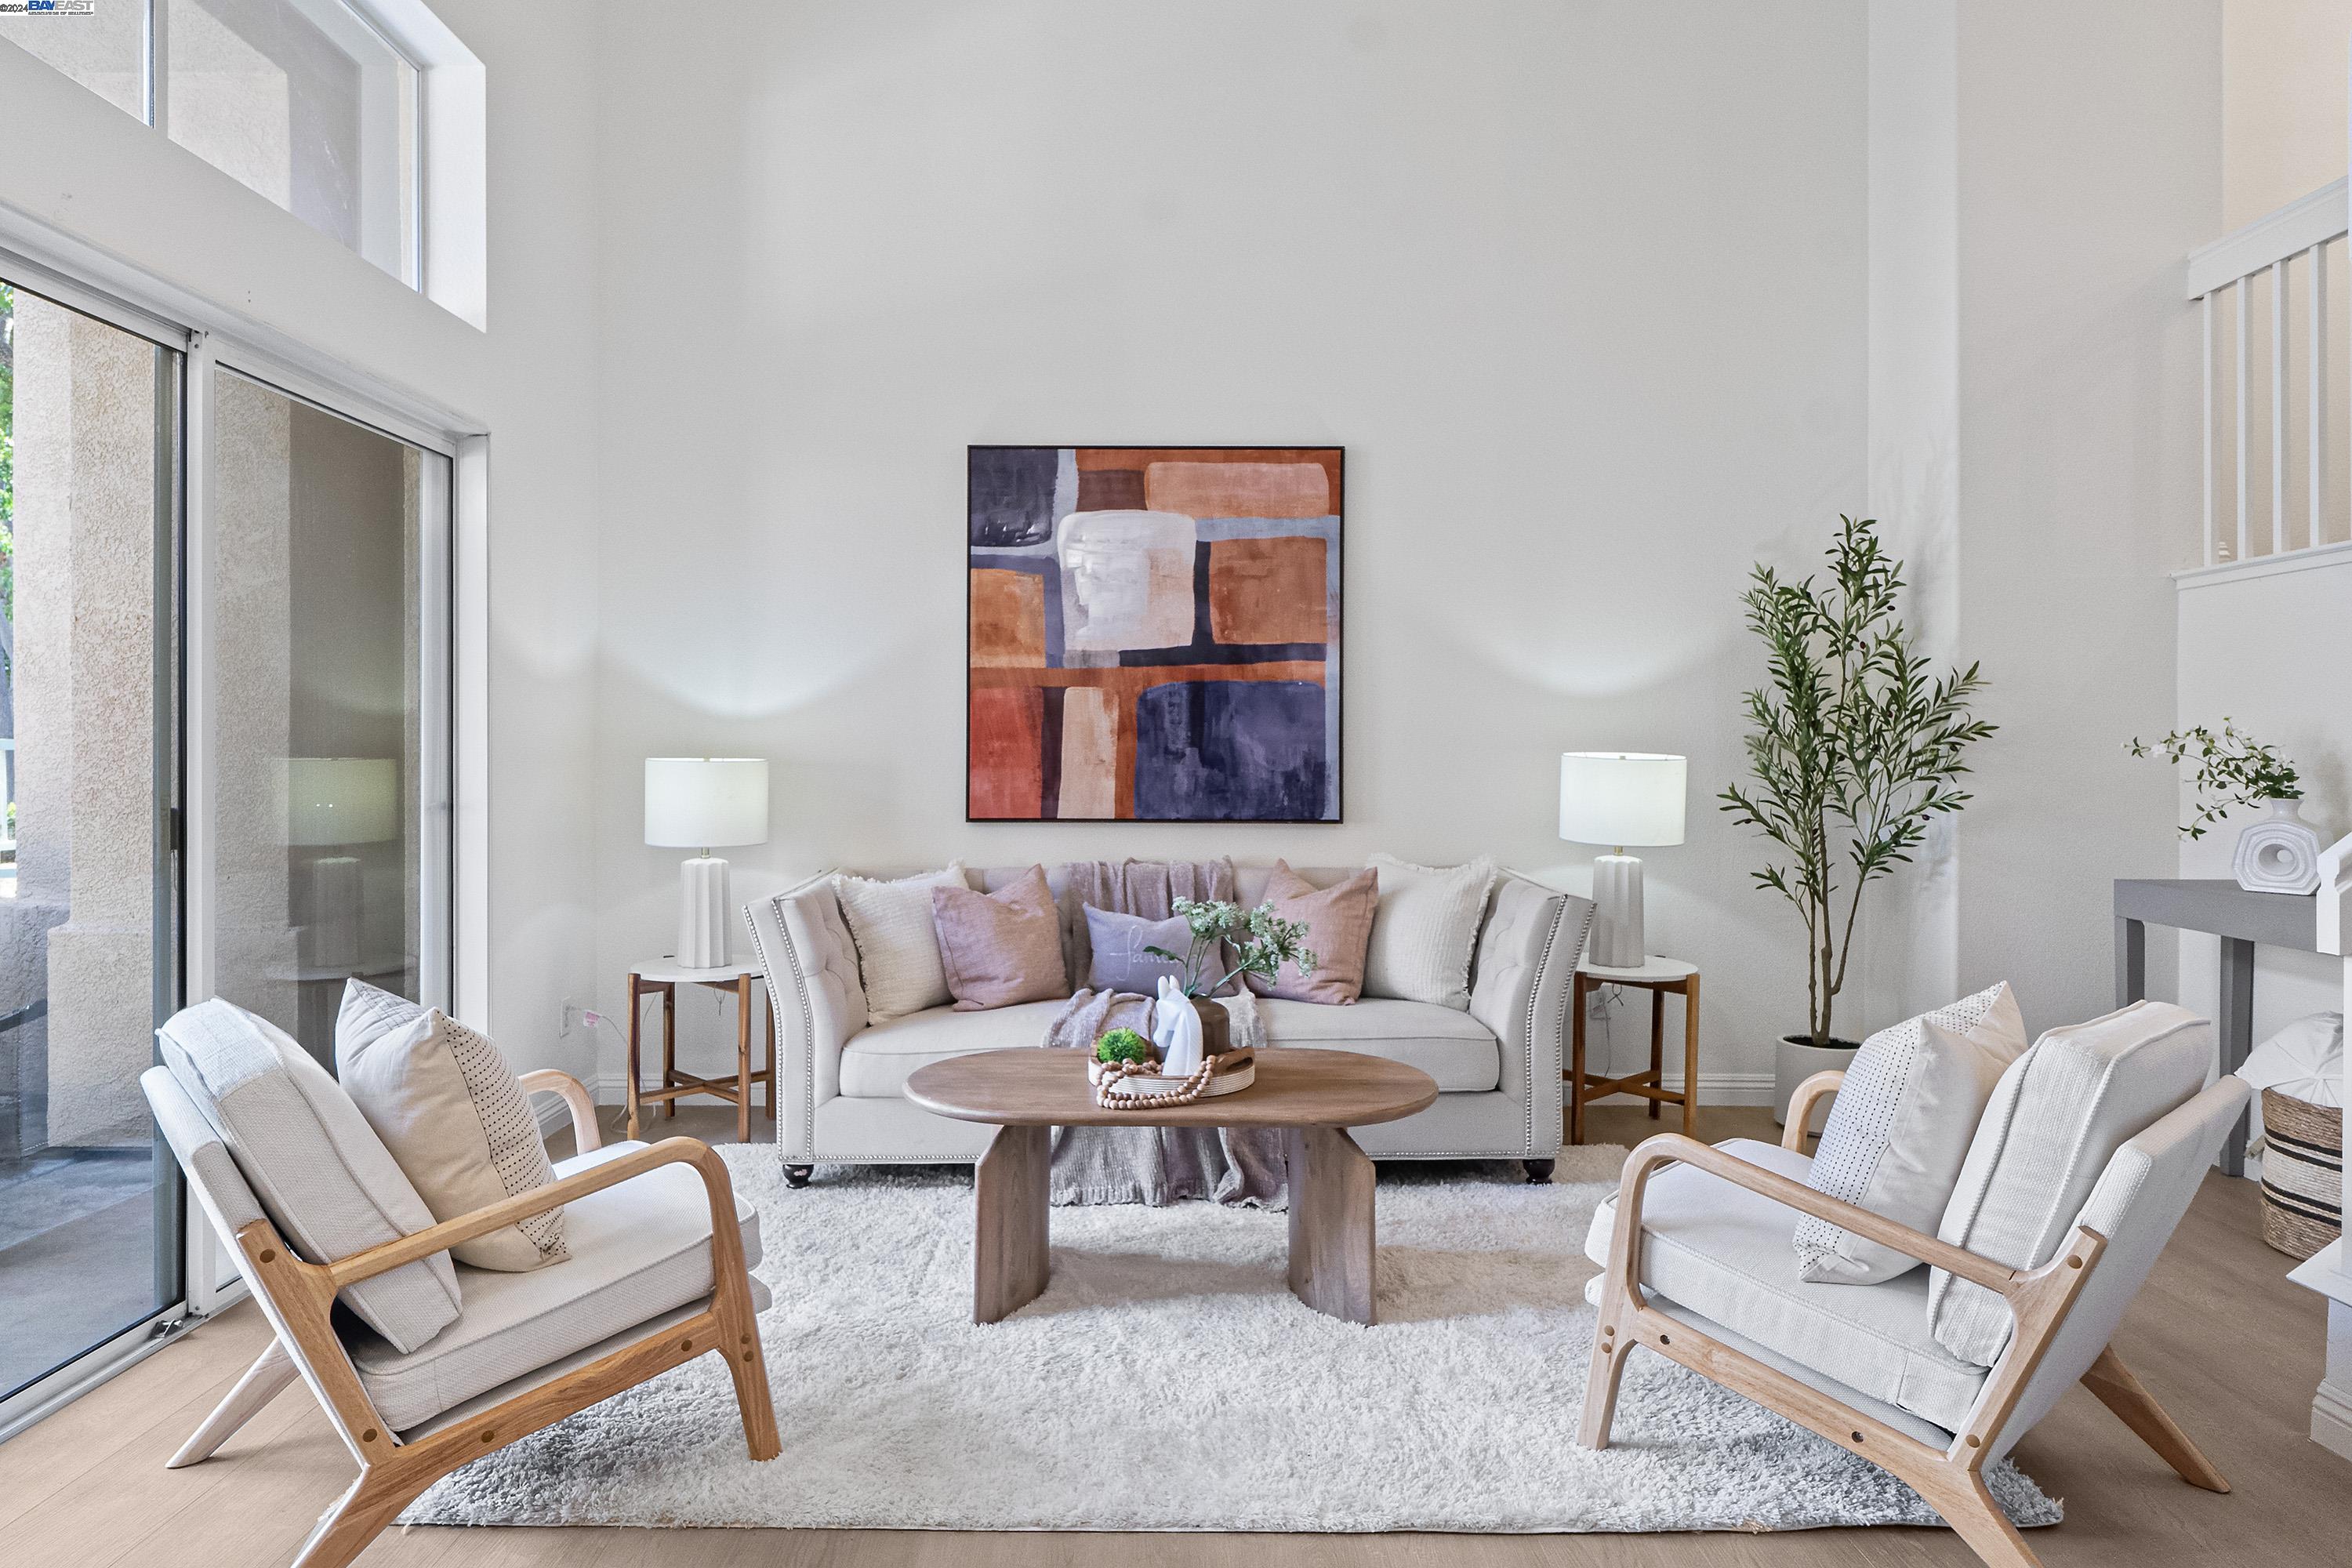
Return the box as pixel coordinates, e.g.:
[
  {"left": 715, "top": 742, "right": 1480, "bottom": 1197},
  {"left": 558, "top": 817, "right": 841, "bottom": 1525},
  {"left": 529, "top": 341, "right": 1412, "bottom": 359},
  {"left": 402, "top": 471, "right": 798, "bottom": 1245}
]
[
  {"left": 1793, "top": 982, "right": 2028, "bottom": 1284},
  {"left": 833, "top": 864, "right": 970, "bottom": 1025},
  {"left": 336, "top": 982, "right": 568, "bottom": 1272},
  {"left": 1927, "top": 1000, "right": 2212, "bottom": 1366},
  {"left": 157, "top": 998, "right": 461, "bottom": 1352},
  {"left": 1360, "top": 854, "right": 1498, "bottom": 1010}
]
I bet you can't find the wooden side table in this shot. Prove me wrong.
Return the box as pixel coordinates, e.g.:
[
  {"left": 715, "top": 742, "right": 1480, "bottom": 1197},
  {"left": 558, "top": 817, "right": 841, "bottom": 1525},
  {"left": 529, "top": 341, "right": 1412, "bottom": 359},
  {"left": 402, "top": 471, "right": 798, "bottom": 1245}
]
[
  {"left": 626, "top": 958, "right": 774, "bottom": 1143},
  {"left": 1568, "top": 956, "right": 1700, "bottom": 1144}
]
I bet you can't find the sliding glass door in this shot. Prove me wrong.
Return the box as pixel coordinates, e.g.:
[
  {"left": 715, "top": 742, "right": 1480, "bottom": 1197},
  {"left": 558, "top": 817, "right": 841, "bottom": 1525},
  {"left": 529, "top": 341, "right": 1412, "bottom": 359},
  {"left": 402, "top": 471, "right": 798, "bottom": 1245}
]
[
  {"left": 0, "top": 273, "right": 185, "bottom": 1403},
  {"left": 204, "top": 368, "right": 450, "bottom": 1065}
]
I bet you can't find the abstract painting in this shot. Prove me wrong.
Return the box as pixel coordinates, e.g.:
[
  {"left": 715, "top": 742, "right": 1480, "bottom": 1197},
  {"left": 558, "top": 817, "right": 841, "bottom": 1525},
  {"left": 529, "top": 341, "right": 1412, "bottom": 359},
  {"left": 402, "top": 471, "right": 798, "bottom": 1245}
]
[{"left": 967, "top": 447, "right": 1342, "bottom": 822}]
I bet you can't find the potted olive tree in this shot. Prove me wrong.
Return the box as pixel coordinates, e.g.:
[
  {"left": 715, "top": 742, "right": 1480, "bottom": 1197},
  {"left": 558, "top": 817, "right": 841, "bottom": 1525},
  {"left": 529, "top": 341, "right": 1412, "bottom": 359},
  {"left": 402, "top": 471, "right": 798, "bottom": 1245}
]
[{"left": 1721, "top": 516, "right": 1996, "bottom": 1125}]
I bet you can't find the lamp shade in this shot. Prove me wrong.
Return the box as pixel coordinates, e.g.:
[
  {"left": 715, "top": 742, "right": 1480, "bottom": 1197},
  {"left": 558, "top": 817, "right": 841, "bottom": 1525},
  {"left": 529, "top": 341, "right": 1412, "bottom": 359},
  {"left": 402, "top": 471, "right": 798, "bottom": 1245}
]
[
  {"left": 1559, "top": 752, "right": 1686, "bottom": 848},
  {"left": 284, "top": 758, "right": 398, "bottom": 847},
  {"left": 644, "top": 757, "right": 770, "bottom": 849}
]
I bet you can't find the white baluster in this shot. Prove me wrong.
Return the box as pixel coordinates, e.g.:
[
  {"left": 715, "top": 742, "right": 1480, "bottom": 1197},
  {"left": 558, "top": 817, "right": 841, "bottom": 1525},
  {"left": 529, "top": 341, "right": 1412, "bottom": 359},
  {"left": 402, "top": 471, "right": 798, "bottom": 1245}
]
[
  {"left": 2312, "top": 241, "right": 2326, "bottom": 551},
  {"left": 2237, "top": 278, "right": 2250, "bottom": 562},
  {"left": 2203, "top": 289, "right": 2216, "bottom": 566},
  {"left": 2274, "top": 258, "right": 2288, "bottom": 556}
]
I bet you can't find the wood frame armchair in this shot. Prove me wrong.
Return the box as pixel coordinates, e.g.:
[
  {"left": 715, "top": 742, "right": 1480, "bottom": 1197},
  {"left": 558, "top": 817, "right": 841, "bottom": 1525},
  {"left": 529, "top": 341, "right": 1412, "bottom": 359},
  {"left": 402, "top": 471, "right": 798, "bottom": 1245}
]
[
  {"left": 1580, "top": 1069, "right": 2233, "bottom": 1568},
  {"left": 153, "top": 1067, "right": 779, "bottom": 1568}
]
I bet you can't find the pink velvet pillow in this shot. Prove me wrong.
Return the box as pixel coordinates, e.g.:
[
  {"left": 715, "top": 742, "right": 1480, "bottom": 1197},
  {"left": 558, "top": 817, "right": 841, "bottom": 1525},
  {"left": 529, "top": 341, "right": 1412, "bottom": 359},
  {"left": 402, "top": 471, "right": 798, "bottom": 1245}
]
[
  {"left": 931, "top": 865, "right": 1071, "bottom": 1011},
  {"left": 1247, "top": 861, "right": 1377, "bottom": 1005}
]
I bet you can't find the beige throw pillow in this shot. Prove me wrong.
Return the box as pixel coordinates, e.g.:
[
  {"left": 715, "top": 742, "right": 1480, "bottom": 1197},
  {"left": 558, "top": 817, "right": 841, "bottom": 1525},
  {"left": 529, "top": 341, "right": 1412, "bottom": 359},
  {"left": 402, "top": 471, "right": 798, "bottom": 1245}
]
[
  {"left": 1361, "top": 853, "right": 1498, "bottom": 1009},
  {"left": 933, "top": 865, "right": 1071, "bottom": 1011},
  {"left": 1246, "top": 861, "right": 1377, "bottom": 1004},
  {"left": 833, "top": 863, "right": 971, "bottom": 1024},
  {"left": 1792, "top": 982, "right": 2029, "bottom": 1284},
  {"left": 335, "top": 981, "right": 568, "bottom": 1272}
]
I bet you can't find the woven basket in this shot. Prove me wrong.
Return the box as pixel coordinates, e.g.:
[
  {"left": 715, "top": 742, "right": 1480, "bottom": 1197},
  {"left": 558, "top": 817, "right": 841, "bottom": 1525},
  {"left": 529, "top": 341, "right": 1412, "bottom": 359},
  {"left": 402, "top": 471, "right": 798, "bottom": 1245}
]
[{"left": 2259, "top": 1087, "right": 2343, "bottom": 1261}]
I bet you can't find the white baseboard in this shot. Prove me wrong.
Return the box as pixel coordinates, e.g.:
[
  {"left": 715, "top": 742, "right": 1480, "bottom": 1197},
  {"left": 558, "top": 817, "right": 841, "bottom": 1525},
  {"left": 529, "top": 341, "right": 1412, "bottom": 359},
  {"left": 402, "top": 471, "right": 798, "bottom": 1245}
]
[{"left": 2314, "top": 1380, "right": 2352, "bottom": 1465}]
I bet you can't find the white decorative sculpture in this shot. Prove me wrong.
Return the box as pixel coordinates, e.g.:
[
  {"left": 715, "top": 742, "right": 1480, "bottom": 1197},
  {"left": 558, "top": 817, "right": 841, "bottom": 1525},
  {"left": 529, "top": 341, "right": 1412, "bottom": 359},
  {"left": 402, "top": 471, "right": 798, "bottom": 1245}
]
[
  {"left": 2234, "top": 798, "right": 2325, "bottom": 895},
  {"left": 1152, "top": 975, "right": 1204, "bottom": 1076}
]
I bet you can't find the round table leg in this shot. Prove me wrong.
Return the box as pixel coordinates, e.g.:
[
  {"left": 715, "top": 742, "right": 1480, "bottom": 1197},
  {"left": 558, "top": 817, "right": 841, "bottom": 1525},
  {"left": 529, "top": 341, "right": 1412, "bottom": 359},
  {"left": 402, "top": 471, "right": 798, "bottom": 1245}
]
[{"left": 624, "top": 974, "right": 644, "bottom": 1142}]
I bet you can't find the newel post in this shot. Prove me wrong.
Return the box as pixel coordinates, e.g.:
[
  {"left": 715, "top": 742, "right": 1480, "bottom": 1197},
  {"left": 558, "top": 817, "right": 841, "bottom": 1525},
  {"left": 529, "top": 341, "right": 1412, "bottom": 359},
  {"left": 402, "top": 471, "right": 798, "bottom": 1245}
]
[{"left": 2288, "top": 832, "right": 2352, "bottom": 1465}]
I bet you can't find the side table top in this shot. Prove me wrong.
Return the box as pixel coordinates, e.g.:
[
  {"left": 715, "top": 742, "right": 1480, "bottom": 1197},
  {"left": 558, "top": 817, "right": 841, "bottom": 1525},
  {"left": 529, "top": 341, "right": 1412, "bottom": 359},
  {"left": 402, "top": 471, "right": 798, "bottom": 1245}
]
[
  {"left": 903, "top": 1047, "right": 1439, "bottom": 1129},
  {"left": 632, "top": 956, "right": 766, "bottom": 984},
  {"left": 1578, "top": 955, "right": 1697, "bottom": 983}
]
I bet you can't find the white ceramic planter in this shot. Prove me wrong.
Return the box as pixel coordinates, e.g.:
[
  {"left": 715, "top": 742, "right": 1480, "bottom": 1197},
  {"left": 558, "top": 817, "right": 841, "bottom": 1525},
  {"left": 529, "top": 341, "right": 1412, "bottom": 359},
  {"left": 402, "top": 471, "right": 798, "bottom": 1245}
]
[
  {"left": 1773, "top": 1034, "right": 1860, "bottom": 1131},
  {"left": 2233, "top": 797, "right": 2324, "bottom": 895}
]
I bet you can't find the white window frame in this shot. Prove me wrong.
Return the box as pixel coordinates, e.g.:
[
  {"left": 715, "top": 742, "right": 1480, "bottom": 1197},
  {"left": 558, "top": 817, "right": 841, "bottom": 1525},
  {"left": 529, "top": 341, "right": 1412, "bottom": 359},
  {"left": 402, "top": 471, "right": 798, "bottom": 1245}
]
[
  {"left": 0, "top": 204, "right": 488, "bottom": 1431},
  {"left": 19, "top": 0, "right": 485, "bottom": 324}
]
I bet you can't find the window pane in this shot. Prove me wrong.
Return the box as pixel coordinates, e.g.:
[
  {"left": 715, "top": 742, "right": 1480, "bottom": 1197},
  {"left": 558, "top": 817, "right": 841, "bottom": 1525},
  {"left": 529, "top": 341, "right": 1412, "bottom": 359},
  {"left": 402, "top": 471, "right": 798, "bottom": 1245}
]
[
  {"left": 0, "top": 0, "right": 151, "bottom": 122},
  {"left": 209, "top": 369, "right": 446, "bottom": 1065},
  {"left": 165, "top": 0, "right": 418, "bottom": 285},
  {"left": 0, "top": 277, "right": 185, "bottom": 1399}
]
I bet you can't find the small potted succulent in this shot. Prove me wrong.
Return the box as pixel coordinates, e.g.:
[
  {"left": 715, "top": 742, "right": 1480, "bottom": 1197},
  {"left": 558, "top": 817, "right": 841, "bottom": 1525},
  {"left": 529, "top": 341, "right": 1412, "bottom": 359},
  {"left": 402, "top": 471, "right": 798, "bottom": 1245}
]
[{"left": 1144, "top": 896, "right": 1317, "bottom": 1056}]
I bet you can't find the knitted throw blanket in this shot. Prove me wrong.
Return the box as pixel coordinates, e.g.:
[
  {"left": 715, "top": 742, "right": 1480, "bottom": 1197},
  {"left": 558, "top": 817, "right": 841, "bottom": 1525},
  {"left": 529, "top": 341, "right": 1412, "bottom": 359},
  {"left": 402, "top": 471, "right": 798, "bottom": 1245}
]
[{"left": 1040, "top": 859, "right": 1287, "bottom": 1207}]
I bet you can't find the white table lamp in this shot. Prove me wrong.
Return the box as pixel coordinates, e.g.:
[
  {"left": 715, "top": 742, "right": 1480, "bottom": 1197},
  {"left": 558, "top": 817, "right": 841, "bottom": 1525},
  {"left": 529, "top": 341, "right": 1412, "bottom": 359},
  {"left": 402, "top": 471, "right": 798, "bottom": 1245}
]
[
  {"left": 646, "top": 757, "right": 770, "bottom": 967},
  {"left": 1559, "top": 752, "right": 1686, "bottom": 968},
  {"left": 284, "top": 757, "right": 399, "bottom": 971}
]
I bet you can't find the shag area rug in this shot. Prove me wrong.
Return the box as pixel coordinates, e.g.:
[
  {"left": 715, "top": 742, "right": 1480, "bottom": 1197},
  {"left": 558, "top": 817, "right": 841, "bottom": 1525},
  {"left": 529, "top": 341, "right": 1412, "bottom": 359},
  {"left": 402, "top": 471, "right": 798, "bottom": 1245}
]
[{"left": 402, "top": 1144, "right": 2059, "bottom": 1534}]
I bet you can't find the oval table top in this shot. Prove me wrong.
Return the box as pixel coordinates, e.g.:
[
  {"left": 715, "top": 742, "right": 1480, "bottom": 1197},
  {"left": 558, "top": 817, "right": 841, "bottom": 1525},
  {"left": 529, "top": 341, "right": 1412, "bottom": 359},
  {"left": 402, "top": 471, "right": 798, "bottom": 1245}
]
[{"left": 902, "top": 1047, "right": 1439, "bottom": 1129}]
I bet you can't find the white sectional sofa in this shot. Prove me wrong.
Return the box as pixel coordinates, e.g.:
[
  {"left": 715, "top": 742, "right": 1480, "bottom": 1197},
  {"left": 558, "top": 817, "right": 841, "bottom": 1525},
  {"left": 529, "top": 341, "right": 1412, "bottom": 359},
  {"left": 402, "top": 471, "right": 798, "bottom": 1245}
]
[{"left": 743, "top": 863, "right": 1593, "bottom": 1186}]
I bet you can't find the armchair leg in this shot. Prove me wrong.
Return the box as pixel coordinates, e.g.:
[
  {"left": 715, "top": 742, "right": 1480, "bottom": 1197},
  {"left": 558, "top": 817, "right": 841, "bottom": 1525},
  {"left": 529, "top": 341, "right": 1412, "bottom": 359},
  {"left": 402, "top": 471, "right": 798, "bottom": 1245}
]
[
  {"left": 1577, "top": 1290, "right": 1633, "bottom": 1450},
  {"left": 1936, "top": 1472, "right": 2045, "bottom": 1568},
  {"left": 167, "top": 1338, "right": 299, "bottom": 1468},
  {"left": 2080, "top": 1346, "right": 2230, "bottom": 1493},
  {"left": 720, "top": 1284, "right": 782, "bottom": 1461},
  {"left": 289, "top": 1473, "right": 415, "bottom": 1568}
]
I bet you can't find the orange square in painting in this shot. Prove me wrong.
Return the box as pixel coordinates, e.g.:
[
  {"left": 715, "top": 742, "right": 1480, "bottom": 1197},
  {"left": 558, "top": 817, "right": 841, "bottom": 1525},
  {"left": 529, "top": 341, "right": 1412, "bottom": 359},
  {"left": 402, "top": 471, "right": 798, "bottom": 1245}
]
[
  {"left": 1207, "top": 536, "right": 1328, "bottom": 645},
  {"left": 968, "top": 687, "right": 1045, "bottom": 818},
  {"left": 969, "top": 568, "right": 1047, "bottom": 668}
]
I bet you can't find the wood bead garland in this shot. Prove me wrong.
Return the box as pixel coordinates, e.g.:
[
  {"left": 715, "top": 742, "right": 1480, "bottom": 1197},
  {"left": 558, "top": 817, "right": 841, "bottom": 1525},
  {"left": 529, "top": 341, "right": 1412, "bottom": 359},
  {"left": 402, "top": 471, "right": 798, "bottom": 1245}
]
[{"left": 1090, "top": 1053, "right": 1223, "bottom": 1109}]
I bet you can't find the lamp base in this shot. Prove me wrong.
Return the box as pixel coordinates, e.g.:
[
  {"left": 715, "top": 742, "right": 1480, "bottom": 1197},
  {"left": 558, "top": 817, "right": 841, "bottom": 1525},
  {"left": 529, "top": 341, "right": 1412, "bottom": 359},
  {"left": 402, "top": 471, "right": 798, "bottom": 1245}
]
[
  {"left": 678, "top": 855, "right": 732, "bottom": 968},
  {"left": 1588, "top": 853, "right": 1646, "bottom": 968}
]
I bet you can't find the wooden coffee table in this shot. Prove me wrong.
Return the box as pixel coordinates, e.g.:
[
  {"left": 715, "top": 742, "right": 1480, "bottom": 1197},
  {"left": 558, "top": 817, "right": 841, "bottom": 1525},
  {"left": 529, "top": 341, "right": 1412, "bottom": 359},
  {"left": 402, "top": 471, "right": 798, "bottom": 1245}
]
[{"left": 903, "top": 1047, "right": 1439, "bottom": 1327}]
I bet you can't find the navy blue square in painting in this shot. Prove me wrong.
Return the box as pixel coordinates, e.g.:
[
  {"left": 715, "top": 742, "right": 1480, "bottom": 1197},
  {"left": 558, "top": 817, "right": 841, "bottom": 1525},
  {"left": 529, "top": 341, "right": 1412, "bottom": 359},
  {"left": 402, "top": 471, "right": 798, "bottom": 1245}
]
[
  {"left": 968, "top": 448, "right": 1060, "bottom": 546},
  {"left": 1132, "top": 680, "right": 1328, "bottom": 822}
]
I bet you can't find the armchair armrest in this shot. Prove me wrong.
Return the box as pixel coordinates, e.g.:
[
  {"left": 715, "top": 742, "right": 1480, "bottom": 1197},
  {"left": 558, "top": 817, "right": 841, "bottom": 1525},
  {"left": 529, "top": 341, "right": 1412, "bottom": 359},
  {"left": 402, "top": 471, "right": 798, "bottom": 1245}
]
[
  {"left": 1610, "top": 1132, "right": 2100, "bottom": 1298},
  {"left": 324, "top": 1137, "right": 743, "bottom": 1289},
  {"left": 518, "top": 1069, "right": 602, "bottom": 1154},
  {"left": 1781, "top": 1070, "right": 1845, "bottom": 1151}
]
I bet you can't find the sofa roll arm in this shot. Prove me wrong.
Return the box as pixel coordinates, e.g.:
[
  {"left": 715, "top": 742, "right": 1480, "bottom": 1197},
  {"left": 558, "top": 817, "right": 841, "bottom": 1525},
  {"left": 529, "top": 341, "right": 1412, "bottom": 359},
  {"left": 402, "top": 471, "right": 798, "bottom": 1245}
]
[{"left": 743, "top": 874, "right": 866, "bottom": 1161}]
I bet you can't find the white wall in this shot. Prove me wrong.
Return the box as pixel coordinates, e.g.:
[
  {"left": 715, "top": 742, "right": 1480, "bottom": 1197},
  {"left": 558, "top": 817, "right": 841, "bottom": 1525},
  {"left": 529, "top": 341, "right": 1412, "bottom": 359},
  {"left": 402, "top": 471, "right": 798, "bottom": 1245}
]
[
  {"left": 0, "top": 2, "right": 604, "bottom": 1080},
  {"left": 589, "top": 0, "right": 1872, "bottom": 1092},
  {"left": 1949, "top": 1, "right": 2219, "bottom": 1036}
]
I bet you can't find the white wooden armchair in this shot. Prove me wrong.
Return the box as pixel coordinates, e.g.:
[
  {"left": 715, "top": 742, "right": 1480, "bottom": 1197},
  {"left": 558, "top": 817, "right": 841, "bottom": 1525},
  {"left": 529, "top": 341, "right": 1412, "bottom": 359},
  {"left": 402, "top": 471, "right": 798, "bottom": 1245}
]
[
  {"left": 1580, "top": 1030, "right": 2245, "bottom": 1568},
  {"left": 142, "top": 1000, "right": 779, "bottom": 1568}
]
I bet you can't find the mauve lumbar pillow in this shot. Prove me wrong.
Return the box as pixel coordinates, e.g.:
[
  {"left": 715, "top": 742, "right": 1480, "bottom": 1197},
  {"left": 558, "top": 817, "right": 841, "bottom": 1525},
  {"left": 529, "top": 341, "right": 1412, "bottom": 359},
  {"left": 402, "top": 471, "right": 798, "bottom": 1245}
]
[
  {"left": 931, "top": 865, "right": 1071, "bottom": 1011},
  {"left": 1245, "top": 860, "right": 1377, "bottom": 1005},
  {"left": 1083, "top": 906, "right": 1243, "bottom": 997}
]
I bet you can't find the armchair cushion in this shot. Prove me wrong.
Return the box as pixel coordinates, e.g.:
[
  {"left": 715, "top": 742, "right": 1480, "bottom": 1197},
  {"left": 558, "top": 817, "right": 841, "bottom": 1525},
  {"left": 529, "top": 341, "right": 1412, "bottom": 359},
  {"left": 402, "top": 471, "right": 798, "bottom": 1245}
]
[
  {"left": 1584, "top": 1138, "right": 1987, "bottom": 1433},
  {"left": 345, "top": 1140, "right": 765, "bottom": 1432},
  {"left": 158, "top": 1000, "right": 462, "bottom": 1354},
  {"left": 1928, "top": 1001, "right": 2211, "bottom": 1366}
]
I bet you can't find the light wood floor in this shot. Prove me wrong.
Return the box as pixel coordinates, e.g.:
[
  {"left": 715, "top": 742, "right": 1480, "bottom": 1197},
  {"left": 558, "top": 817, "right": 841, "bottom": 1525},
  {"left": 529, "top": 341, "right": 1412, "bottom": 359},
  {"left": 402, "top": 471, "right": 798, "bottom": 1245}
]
[{"left": 0, "top": 1101, "right": 2336, "bottom": 1567}]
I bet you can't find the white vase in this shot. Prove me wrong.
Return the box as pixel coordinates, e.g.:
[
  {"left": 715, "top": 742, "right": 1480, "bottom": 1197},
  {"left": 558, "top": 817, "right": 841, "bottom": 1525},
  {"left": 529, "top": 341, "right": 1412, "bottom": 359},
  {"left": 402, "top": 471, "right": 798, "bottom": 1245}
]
[
  {"left": 1773, "top": 1034, "right": 1860, "bottom": 1131},
  {"left": 2233, "top": 797, "right": 2323, "bottom": 895}
]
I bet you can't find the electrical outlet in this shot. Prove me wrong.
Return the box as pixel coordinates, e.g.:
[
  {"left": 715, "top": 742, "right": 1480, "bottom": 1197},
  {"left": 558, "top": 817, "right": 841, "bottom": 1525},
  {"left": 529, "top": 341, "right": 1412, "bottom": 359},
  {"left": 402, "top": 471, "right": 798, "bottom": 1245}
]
[{"left": 558, "top": 1002, "right": 574, "bottom": 1037}]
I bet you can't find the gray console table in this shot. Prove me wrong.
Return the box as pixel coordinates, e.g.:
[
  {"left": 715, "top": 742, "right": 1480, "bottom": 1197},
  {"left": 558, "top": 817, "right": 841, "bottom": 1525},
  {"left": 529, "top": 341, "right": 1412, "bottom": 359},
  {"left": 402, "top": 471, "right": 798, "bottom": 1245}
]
[{"left": 2114, "top": 877, "right": 2318, "bottom": 1176}]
